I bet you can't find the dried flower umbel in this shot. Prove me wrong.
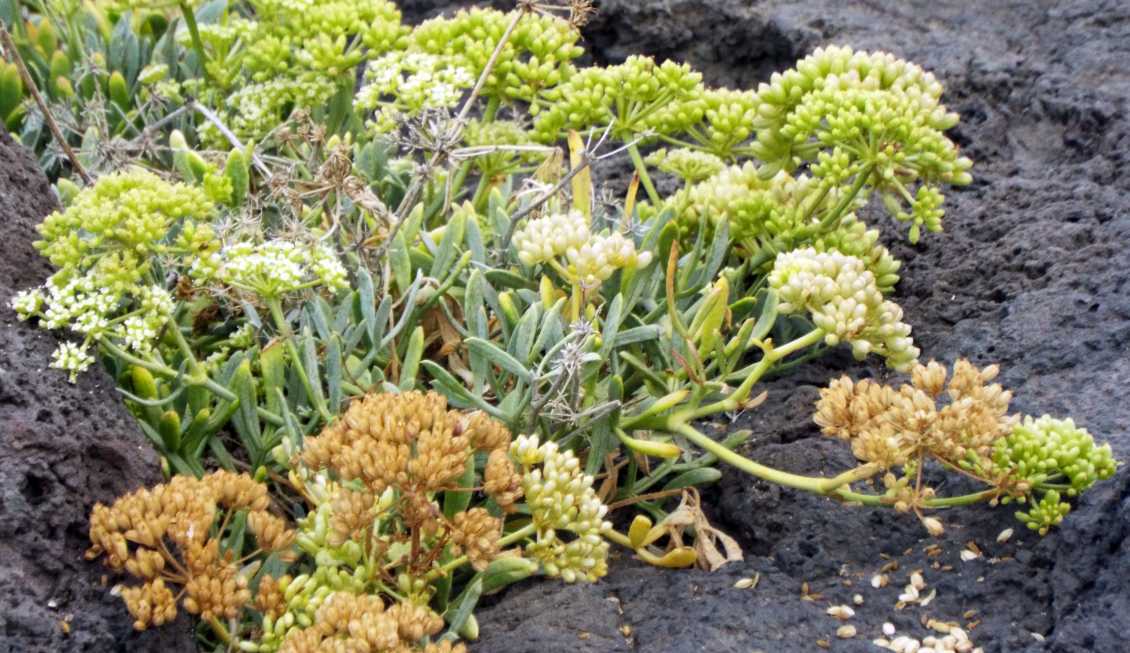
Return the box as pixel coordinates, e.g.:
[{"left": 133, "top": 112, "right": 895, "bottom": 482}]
[
  {"left": 89, "top": 392, "right": 610, "bottom": 650},
  {"left": 814, "top": 359, "right": 1117, "bottom": 533},
  {"left": 87, "top": 471, "right": 290, "bottom": 632}
]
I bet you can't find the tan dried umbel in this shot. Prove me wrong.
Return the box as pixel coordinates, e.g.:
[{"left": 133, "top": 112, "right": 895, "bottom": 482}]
[
  {"left": 814, "top": 358, "right": 1013, "bottom": 530},
  {"left": 815, "top": 359, "right": 1013, "bottom": 469},
  {"left": 278, "top": 591, "right": 462, "bottom": 653},
  {"left": 299, "top": 390, "right": 519, "bottom": 572},
  {"left": 86, "top": 470, "right": 294, "bottom": 631}
]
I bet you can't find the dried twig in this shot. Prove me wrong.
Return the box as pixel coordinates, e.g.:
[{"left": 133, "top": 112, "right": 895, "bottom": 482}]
[
  {"left": 0, "top": 24, "right": 93, "bottom": 185},
  {"left": 187, "top": 99, "right": 272, "bottom": 179}
]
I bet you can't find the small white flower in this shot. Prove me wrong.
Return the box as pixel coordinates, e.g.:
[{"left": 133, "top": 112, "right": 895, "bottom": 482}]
[
  {"left": 50, "top": 341, "right": 94, "bottom": 382},
  {"left": 9, "top": 289, "right": 44, "bottom": 319}
]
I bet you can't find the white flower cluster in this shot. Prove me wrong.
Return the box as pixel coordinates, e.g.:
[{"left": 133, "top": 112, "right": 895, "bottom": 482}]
[
  {"left": 511, "top": 435, "right": 611, "bottom": 583},
  {"left": 512, "top": 210, "right": 591, "bottom": 266},
  {"left": 11, "top": 276, "right": 176, "bottom": 381},
  {"left": 513, "top": 211, "right": 653, "bottom": 287},
  {"left": 193, "top": 240, "right": 349, "bottom": 300},
  {"left": 769, "top": 248, "right": 918, "bottom": 371},
  {"left": 355, "top": 51, "right": 475, "bottom": 133}
]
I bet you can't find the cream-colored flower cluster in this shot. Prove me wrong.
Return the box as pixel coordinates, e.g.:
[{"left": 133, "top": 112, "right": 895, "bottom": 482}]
[
  {"left": 566, "top": 232, "right": 654, "bottom": 287},
  {"left": 192, "top": 240, "right": 348, "bottom": 300},
  {"left": 513, "top": 211, "right": 652, "bottom": 286},
  {"left": 355, "top": 51, "right": 475, "bottom": 132},
  {"left": 511, "top": 435, "right": 611, "bottom": 583},
  {"left": 512, "top": 210, "right": 591, "bottom": 266},
  {"left": 770, "top": 248, "right": 918, "bottom": 370}
]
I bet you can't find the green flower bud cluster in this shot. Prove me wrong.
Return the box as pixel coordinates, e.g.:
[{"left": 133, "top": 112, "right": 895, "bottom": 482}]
[
  {"left": 191, "top": 239, "right": 349, "bottom": 300},
  {"left": 511, "top": 435, "right": 611, "bottom": 583},
  {"left": 462, "top": 120, "right": 541, "bottom": 177},
  {"left": 689, "top": 88, "right": 760, "bottom": 159},
  {"left": 411, "top": 8, "right": 583, "bottom": 104},
  {"left": 664, "top": 164, "right": 898, "bottom": 286},
  {"left": 255, "top": 564, "right": 371, "bottom": 650},
  {"left": 992, "top": 415, "right": 1117, "bottom": 532},
  {"left": 183, "top": 0, "right": 408, "bottom": 142},
  {"left": 533, "top": 56, "right": 705, "bottom": 142},
  {"left": 811, "top": 215, "right": 901, "bottom": 293},
  {"left": 769, "top": 248, "right": 918, "bottom": 370},
  {"left": 749, "top": 45, "right": 972, "bottom": 239},
  {"left": 646, "top": 148, "right": 727, "bottom": 184},
  {"left": 355, "top": 51, "right": 475, "bottom": 133},
  {"left": 667, "top": 162, "right": 807, "bottom": 241},
  {"left": 12, "top": 171, "right": 213, "bottom": 380}
]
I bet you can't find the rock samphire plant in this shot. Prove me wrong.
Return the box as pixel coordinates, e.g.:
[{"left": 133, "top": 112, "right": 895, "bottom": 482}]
[{"left": 4, "top": 0, "right": 1118, "bottom": 647}]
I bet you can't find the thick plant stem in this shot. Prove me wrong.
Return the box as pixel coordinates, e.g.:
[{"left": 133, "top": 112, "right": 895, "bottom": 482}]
[
  {"left": 267, "top": 298, "right": 333, "bottom": 423},
  {"left": 675, "top": 423, "right": 882, "bottom": 494},
  {"left": 627, "top": 143, "right": 661, "bottom": 205},
  {"left": 835, "top": 487, "right": 1000, "bottom": 509}
]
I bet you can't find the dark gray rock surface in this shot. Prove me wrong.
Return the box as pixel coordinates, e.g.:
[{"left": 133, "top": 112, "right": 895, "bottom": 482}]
[
  {"left": 0, "top": 131, "right": 197, "bottom": 651},
  {"left": 401, "top": 1, "right": 1130, "bottom": 652}
]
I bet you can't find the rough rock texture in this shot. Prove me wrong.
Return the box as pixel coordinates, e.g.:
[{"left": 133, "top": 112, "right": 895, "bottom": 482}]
[
  {"left": 403, "top": 2, "right": 1130, "bottom": 652},
  {"left": 0, "top": 131, "right": 197, "bottom": 651}
]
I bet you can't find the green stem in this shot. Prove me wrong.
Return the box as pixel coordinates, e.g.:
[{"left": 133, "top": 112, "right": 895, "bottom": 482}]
[
  {"left": 433, "top": 522, "right": 537, "bottom": 577},
  {"left": 835, "top": 487, "right": 999, "bottom": 509},
  {"left": 207, "top": 617, "right": 232, "bottom": 645},
  {"left": 688, "top": 328, "right": 824, "bottom": 420},
  {"left": 266, "top": 299, "right": 333, "bottom": 423},
  {"left": 178, "top": 2, "right": 215, "bottom": 85},
  {"left": 802, "top": 163, "right": 875, "bottom": 239},
  {"left": 627, "top": 143, "right": 661, "bottom": 205},
  {"left": 674, "top": 422, "right": 882, "bottom": 494}
]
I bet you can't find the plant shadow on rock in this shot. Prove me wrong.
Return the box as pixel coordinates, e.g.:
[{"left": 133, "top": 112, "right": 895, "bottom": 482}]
[{"left": 0, "top": 130, "right": 197, "bottom": 652}]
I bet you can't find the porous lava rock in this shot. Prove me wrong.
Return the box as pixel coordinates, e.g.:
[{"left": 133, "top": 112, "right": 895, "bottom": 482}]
[{"left": 0, "top": 130, "right": 197, "bottom": 651}]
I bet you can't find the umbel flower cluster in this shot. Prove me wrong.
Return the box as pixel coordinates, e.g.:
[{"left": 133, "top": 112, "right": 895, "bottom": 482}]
[
  {"left": 11, "top": 170, "right": 212, "bottom": 379},
  {"left": 86, "top": 471, "right": 293, "bottom": 630},
  {"left": 89, "top": 392, "right": 610, "bottom": 650},
  {"left": 513, "top": 210, "right": 653, "bottom": 287},
  {"left": 770, "top": 248, "right": 917, "bottom": 370},
  {"left": 814, "top": 359, "right": 1117, "bottom": 533}
]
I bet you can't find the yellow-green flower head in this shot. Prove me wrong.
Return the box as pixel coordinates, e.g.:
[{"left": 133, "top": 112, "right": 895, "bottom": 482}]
[
  {"left": 35, "top": 169, "right": 212, "bottom": 277},
  {"left": 534, "top": 56, "right": 705, "bottom": 142},
  {"left": 512, "top": 210, "right": 590, "bottom": 267},
  {"left": 197, "top": 239, "right": 349, "bottom": 300},
  {"left": 512, "top": 435, "right": 610, "bottom": 583},
  {"left": 674, "top": 162, "right": 802, "bottom": 239},
  {"left": 769, "top": 248, "right": 918, "bottom": 370},
  {"left": 750, "top": 46, "right": 972, "bottom": 237},
  {"left": 646, "top": 148, "right": 726, "bottom": 184},
  {"left": 411, "top": 8, "right": 583, "bottom": 103},
  {"left": 566, "top": 232, "right": 653, "bottom": 286},
  {"left": 355, "top": 51, "right": 475, "bottom": 132},
  {"left": 993, "top": 416, "right": 1117, "bottom": 497}
]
